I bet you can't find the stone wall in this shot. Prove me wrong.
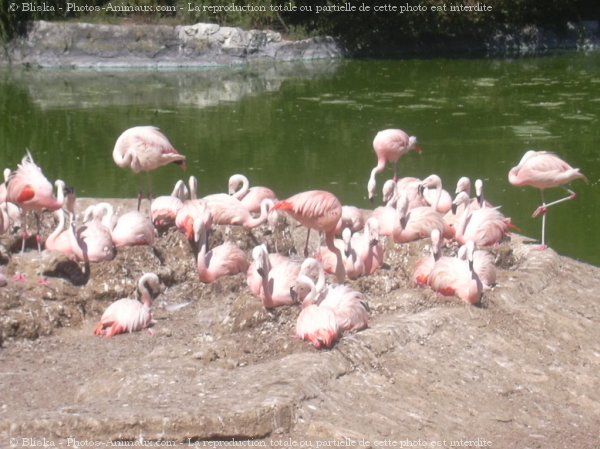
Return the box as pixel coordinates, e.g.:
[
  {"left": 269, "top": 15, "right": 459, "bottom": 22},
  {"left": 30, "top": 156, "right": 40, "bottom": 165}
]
[{"left": 1, "top": 20, "right": 343, "bottom": 68}]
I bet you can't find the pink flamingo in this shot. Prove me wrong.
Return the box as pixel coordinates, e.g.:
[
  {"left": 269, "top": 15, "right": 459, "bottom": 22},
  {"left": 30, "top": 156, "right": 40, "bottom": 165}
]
[
  {"left": 112, "top": 126, "right": 187, "bottom": 210},
  {"left": 392, "top": 191, "right": 455, "bottom": 244},
  {"left": 66, "top": 199, "right": 116, "bottom": 263},
  {"left": 508, "top": 150, "right": 587, "bottom": 247},
  {"left": 246, "top": 244, "right": 302, "bottom": 309},
  {"left": 428, "top": 240, "right": 483, "bottom": 305},
  {"left": 452, "top": 192, "right": 511, "bottom": 247},
  {"left": 418, "top": 174, "right": 453, "bottom": 214},
  {"left": 317, "top": 228, "right": 363, "bottom": 279},
  {"left": 334, "top": 205, "right": 366, "bottom": 236},
  {"left": 228, "top": 173, "right": 277, "bottom": 215},
  {"left": 193, "top": 210, "right": 249, "bottom": 283},
  {"left": 44, "top": 207, "right": 76, "bottom": 259},
  {"left": 367, "top": 129, "right": 422, "bottom": 201},
  {"left": 151, "top": 179, "right": 188, "bottom": 230},
  {"left": 295, "top": 300, "right": 339, "bottom": 349},
  {"left": 272, "top": 190, "right": 345, "bottom": 283},
  {"left": 412, "top": 229, "right": 442, "bottom": 286},
  {"left": 457, "top": 242, "right": 496, "bottom": 289},
  {"left": 94, "top": 272, "right": 160, "bottom": 337},
  {"left": 5, "top": 151, "right": 66, "bottom": 251},
  {"left": 201, "top": 193, "right": 271, "bottom": 228},
  {"left": 0, "top": 168, "right": 11, "bottom": 203},
  {"left": 111, "top": 210, "right": 155, "bottom": 247},
  {"left": 292, "top": 275, "right": 369, "bottom": 349}
]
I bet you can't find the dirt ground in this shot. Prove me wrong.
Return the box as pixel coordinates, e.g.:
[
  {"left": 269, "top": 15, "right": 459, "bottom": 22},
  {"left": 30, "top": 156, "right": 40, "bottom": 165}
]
[{"left": 0, "top": 198, "right": 599, "bottom": 448}]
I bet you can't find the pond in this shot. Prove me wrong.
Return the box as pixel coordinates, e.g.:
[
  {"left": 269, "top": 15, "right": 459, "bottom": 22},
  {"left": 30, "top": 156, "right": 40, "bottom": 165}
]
[{"left": 1, "top": 53, "right": 598, "bottom": 266}]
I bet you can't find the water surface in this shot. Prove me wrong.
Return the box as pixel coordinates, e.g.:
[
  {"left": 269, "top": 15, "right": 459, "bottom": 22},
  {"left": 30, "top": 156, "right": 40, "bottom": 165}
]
[{"left": 1, "top": 54, "right": 598, "bottom": 265}]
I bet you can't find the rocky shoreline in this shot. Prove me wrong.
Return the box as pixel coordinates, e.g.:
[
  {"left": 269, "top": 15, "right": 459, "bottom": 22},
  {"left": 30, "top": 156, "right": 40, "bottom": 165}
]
[
  {"left": 0, "top": 21, "right": 343, "bottom": 68},
  {"left": 1, "top": 198, "right": 599, "bottom": 446}
]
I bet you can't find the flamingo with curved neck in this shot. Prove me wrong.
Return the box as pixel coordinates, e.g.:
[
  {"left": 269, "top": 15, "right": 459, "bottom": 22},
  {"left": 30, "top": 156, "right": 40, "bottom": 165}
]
[
  {"left": 228, "top": 173, "right": 277, "bottom": 215},
  {"left": 94, "top": 272, "right": 161, "bottom": 337}
]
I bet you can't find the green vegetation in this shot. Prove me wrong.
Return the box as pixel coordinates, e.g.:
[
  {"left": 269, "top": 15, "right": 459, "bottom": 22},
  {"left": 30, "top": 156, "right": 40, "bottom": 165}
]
[{"left": 1, "top": 0, "right": 597, "bottom": 55}]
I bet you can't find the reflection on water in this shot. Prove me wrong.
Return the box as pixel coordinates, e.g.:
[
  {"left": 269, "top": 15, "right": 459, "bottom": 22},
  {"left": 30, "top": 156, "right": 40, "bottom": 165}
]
[{"left": 0, "top": 55, "right": 598, "bottom": 266}]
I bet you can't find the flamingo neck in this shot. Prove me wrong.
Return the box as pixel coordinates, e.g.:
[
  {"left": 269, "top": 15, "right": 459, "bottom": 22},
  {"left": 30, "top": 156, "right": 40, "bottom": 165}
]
[{"left": 231, "top": 174, "right": 249, "bottom": 200}]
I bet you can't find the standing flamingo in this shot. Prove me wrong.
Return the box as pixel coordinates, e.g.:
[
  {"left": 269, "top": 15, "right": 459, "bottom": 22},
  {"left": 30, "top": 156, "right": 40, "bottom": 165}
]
[
  {"left": 228, "top": 174, "right": 277, "bottom": 215},
  {"left": 428, "top": 240, "right": 483, "bottom": 305},
  {"left": 367, "top": 129, "right": 422, "bottom": 201},
  {"left": 112, "top": 126, "right": 187, "bottom": 211},
  {"left": 246, "top": 244, "right": 302, "bottom": 309},
  {"left": 5, "top": 151, "right": 66, "bottom": 251},
  {"left": 193, "top": 211, "right": 249, "bottom": 283},
  {"left": 508, "top": 150, "right": 587, "bottom": 247},
  {"left": 94, "top": 272, "right": 160, "bottom": 337},
  {"left": 272, "top": 190, "right": 345, "bottom": 283}
]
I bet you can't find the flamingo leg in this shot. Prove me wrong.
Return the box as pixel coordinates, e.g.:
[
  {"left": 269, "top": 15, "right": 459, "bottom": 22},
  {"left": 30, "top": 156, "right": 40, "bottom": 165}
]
[
  {"left": 533, "top": 187, "right": 577, "bottom": 248},
  {"left": 20, "top": 211, "right": 28, "bottom": 253},
  {"left": 304, "top": 228, "right": 311, "bottom": 257}
]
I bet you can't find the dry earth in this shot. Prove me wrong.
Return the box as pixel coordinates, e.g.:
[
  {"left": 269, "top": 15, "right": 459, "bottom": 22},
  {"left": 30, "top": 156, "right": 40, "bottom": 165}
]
[{"left": 0, "top": 198, "right": 599, "bottom": 448}]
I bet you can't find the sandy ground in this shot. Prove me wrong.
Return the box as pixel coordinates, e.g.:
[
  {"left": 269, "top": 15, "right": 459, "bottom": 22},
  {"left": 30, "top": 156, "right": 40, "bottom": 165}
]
[{"left": 0, "top": 198, "right": 599, "bottom": 448}]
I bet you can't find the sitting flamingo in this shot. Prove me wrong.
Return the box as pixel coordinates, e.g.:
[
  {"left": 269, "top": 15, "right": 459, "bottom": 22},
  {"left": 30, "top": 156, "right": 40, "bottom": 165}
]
[
  {"left": 428, "top": 240, "right": 483, "bottom": 305},
  {"left": 151, "top": 179, "right": 188, "bottom": 230},
  {"left": 412, "top": 229, "right": 442, "bottom": 286},
  {"left": 292, "top": 275, "right": 369, "bottom": 349},
  {"left": 452, "top": 192, "right": 511, "bottom": 247},
  {"left": 246, "top": 244, "right": 301, "bottom": 309},
  {"left": 193, "top": 210, "right": 249, "bottom": 284},
  {"left": 94, "top": 272, "right": 160, "bottom": 338},
  {"left": 228, "top": 173, "right": 277, "bottom": 215}
]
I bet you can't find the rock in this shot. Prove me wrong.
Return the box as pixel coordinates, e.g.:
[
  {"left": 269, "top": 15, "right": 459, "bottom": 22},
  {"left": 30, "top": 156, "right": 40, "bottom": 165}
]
[
  {"left": 0, "top": 198, "right": 599, "bottom": 446},
  {"left": 2, "top": 21, "right": 344, "bottom": 68}
]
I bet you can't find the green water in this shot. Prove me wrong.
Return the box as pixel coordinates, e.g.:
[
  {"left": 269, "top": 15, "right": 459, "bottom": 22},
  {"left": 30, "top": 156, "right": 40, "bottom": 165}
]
[{"left": 1, "top": 54, "right": 598, "bottom": 266}]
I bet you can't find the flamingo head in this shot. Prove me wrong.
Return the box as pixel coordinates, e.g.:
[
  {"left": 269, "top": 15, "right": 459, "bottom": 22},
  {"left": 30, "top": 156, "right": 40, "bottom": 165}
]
[
  {"left": 452, "top": 191, "right": 470, "bottom": 214},
  {"left": 367, "top": 178, "right": 377, "bottom": 202},
  {"left": 455, "top": 176, "right": 471, "bottom": 195},
  {"left": 409, "top": 136, "right": 422, "bottom": 154}
]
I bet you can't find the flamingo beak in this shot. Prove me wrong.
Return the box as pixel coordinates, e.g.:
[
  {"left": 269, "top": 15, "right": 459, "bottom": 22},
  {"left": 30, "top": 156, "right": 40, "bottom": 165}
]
[
  {"left": 414, "top": 145, "right": 423, "bottom": 154},
  {"left": 289, "top": 286, "right": 298, "bottom": 303}
]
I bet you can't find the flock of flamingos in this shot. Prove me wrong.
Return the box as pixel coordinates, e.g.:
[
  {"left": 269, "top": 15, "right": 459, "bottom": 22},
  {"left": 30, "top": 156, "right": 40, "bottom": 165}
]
[{"left": 0, "top": 125, "right": 587, "bottom": 349}]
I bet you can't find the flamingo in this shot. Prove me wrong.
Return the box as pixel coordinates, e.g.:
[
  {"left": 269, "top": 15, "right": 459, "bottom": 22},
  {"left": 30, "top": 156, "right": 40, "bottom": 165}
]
[
  {"left": 112, "top": 126, "right": 187, "bottom": 211},
  {"left": 457, "top": 242, "right": 496, "bottom": 289},
  {"left": 0, "top": 167, "right": 11, "bottom": 203},
  {"left": 193, "top": 210, "right": 249, "bottom": 283},
  {"left": 66, "top": 198, "right": 116, "bottom": 263},
  {"left": 5, "top": 151, "right": 65, "bottom": 251},
  {"left": 44, "top": 208, "right": 76, "bottom": 259},
  {"left": 201, "top": 193, "right": 271, "bottom": 228},
  {"left": 228, "top": 174, "right": 277, "bottom": 215},
  {"left": 367, "top": 129, "right": 422, "bottom": 201},
  {"left": 392, "top": 191, "right": 454, "bottom": 244},
  {"left": 111, "top": 210, "right": 155, "bottom": 248},
  {"left": 94, "top": 272, "right": 160, "bottom": 337},
  {"left": 272, "top": 190, "right": 345, "bottom": 283},
  {"left": 508, "top": 150, "right": 587, "bottom": 247},
  {"left": 334, "top": 205, "right": 365, "bottom": 236},
  {"left": 428, "top": 240, "right": 483, "bottom": 305},
  {"left": 246, "top": 244, "right": 301, "bottom": 309},
  {"left": 417, "top": 174, "right": 453, "bottom": 214},
  {"left": 317, "top": 228, "right": 363, "bottom": 279},
  {"left": 292, "top": 275, "right": 369, "bottom": 349},
  {"left": 452, "top": 192, "right": 511, "bottom": 247},
  {"left": 151, "top": 179, "right": 188, "bottom": 230},
  {"left": 412, "top": 229, "right": 442, "bottom": 286}
]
